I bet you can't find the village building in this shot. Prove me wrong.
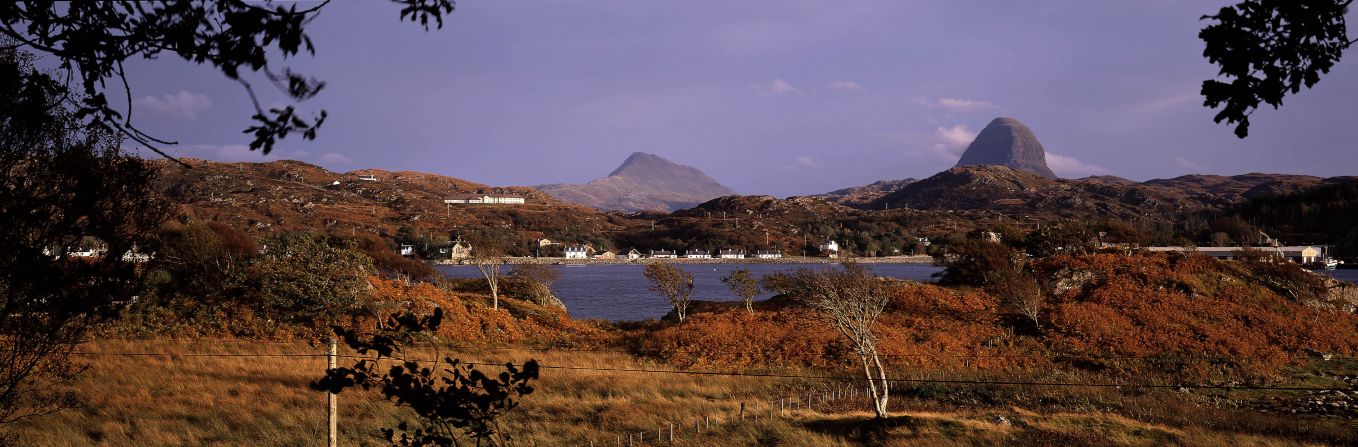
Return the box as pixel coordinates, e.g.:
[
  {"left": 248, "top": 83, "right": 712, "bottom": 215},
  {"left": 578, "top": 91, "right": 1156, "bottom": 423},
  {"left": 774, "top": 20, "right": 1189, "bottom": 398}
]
[
  {"left": 1145, "top": 246, "right": 1323, "bottom": 264},
  {"left": 357, "top": 174, "right": 378, "bottom": 182},
  {"left": 718, "top": 249, "right": 745, "bottom": 259},
  {"left": 818, "top": 240, "right": 839, "bottom": 253},
  {"left": 755, "top": 250, "right": 782, "bottom": 259},
  {"left": 564, "top": 245, "right": 590, "bottom": 259},
  {"left": 626, "top": 248, "right": 642, "bottom": 260},
  {"left": 449, "top": 241, "right": 472, "bottom": 260},
  {"left": 537, "top": 238, "right": 558, "bottom": 247},
  {"left": 684, "top": 249, "right": 711, "bottom": 259},
  {"left": 650, "top": 249, "right": 677, "bottom": 259},
  {"left": 443, "top": 194, "right": 526, "bottom": 205},
  {"left": 399, "top": 244, "right": 416, "bottom": 257},
  {"left": 595, "top": 250, "right": 617, "bottom": 260}
]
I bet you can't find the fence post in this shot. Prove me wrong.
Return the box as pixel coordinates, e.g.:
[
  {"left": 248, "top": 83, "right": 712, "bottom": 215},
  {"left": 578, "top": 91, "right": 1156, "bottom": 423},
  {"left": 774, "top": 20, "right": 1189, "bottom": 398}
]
[
  {"left": 668, "top": 422, "right": 673, "bottom": 444},
  {"left": 807, "top": 393, "right": 812, "bottom": 412},
  {"left": 740, "top": 402, "right": 745, "bottom": 421},
  {"left": 327, "top": 337, "right": 338, "bottom": 447}
]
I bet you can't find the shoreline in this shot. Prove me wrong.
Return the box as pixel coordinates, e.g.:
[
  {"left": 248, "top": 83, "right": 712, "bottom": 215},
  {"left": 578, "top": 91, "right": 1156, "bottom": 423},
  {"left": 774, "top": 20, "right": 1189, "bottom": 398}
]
[{"left": 432, "top": 255, "right": 935, "bottom": 266}]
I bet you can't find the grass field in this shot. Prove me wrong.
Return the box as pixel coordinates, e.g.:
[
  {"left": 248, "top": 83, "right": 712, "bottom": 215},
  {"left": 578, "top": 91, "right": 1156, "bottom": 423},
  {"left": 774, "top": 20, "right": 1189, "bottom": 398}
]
[{"left": 7, "top": 339, "right": 1353, "bottom": 446}]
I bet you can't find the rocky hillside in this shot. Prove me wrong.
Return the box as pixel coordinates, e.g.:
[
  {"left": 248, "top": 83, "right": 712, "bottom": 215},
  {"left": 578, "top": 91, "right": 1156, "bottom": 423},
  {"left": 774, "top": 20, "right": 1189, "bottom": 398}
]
[
  {"left": 536, "top": 152, "right": 736, "bottom": 212},
  {"left": 153, "top": 159, "right": 642, "bottom": 247},
  {"left": 955, "top": 117, "right": 1057, "bottom": 178},
  {"left": 813, "top": 178, "right": 916, "bottom": 208}
]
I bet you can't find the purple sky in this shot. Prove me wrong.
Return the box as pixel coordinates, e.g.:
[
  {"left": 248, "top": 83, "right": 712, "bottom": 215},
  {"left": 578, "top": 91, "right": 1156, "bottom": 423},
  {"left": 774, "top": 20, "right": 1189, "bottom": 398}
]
[{"left": 121, "top": 1, "right": 1358, "bottom": 197}]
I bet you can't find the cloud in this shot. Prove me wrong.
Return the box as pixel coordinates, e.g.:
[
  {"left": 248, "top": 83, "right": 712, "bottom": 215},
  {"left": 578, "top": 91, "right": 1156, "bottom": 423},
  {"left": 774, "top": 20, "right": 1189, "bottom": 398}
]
[
  {"left": 151, "top": 144, "right": 354, "bottom": 167},
  {"left": 935, "top": 97, "right": 996, "bottom": 113},
  {"left": 828, "top": 81, "right": 865, "bottom": 93},
  {"left": 796, "top": 155, "right": 820, "bottom": 168},
  {"left": 1046, "top": 152, "right": 1110, "bottom": 177},
  {"left": 927, "top": 124, "right": 976, "bottom": 160},
  {"left": 1174, "top": 156, "right": 1202, "bottom": 170},
  {"left": 766, "top": 78, "right": 802, "bottom": 95},
  {"left": 134, "top": 91, "right": 212, "bottom": 120}
]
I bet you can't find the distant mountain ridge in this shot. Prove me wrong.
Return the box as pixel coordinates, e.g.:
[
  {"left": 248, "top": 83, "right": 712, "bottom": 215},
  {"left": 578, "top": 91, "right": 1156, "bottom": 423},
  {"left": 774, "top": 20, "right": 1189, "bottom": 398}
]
[{"left": 536, "top": 152, "right": 736, "bottom": 212}]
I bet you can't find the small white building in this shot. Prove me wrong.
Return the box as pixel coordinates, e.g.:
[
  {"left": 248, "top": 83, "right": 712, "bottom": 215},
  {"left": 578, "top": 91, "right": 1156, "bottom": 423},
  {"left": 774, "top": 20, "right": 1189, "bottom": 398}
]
[
  {"left": 564, "top": 246, "right": 589, "bottom": 259},
  {"left": 755, "top": 250, "right": 782, "bottom": 259},
  {"left": 399, "top": 244, "right": 416, "bottom": 257},
  {"left": 818, "top": 241, "right": 839, "bottom": 253},
  {"left": 684, "top": 250, "right": 711, "bottom": 259},
  {"left": 444, "top": 194, "right": 526, "bottom": 205},
  {"left": 449, "top": 241, "right": 472, "bottom": 260},
  {"left": 357, "top": 174, "right": 378, "bottom": 182},
  {"left": 650, "top": 249, "right": 677, "bottom": 259},
  {"left": 718, "top": 249, "right": 745, "bottom": 259},
  {"left": 626, "top": 248, "right": 642, "bottom": 260}
]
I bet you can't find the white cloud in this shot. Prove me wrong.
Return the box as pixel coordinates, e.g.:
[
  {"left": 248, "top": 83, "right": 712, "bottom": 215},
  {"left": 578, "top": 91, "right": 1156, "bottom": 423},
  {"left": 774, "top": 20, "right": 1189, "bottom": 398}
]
[
  {"left": 767, "top": 78, "right": 802, "bottom": 95},
  {"left": 1046, "top": 152, "right": 1110, "bottom": 177},
  {"left": 828, "top": 81, "right": 864, "bottom": 93},
  {"left": 151, "top": 144, "right": 354, "bottom": 167},
  {"left": 928, "top": 124, "right": 976, "bottom": 160},
  {"left": 935, "top": 97, "right": 996, "bottom": 113},
  {"left": 1174, "top": 156, "right": 1202, "bottom": 170},
  {"left": 796, "top": 155, "right": 820, "bottom": 168},
  {"left": 134, "top": 91, "right": 212, "bottom": 120},
  {"left": 319, "top": 152, "right": 355, "bottom": 165}
]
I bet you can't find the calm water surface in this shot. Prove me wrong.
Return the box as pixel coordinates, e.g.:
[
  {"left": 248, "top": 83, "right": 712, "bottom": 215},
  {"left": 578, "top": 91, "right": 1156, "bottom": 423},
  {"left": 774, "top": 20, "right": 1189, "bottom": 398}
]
[
  {"left": 436, "top": 263, "right": 943, "bottom": 321},
  {"left": 437, "top": 264, "right": 1358, "bottom": 322}
]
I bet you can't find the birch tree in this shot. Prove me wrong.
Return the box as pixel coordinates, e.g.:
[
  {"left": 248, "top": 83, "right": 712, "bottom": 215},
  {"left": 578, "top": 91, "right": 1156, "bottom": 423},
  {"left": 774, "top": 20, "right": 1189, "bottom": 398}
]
[
  {"left": 721, "top": 268, "right": 760, "bottom": 314},
  {"left": 471, "top": 245, "right": 507, "bottom": 311},
  {"left": 643, "top": 262, "right": 694, "bottom": 323},
  {"left": 785, "top": 263, "right": 892, "bottom": 418}
]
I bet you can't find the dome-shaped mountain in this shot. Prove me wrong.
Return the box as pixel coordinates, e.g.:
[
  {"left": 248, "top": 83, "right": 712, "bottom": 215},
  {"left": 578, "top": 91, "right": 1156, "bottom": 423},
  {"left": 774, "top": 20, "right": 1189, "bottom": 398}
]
[
  {"left": 536, "top": 152, "right": 736, "bottom": 212},
  {"left": 955, "top": 117, "right": 1057, "bottom": 179}
]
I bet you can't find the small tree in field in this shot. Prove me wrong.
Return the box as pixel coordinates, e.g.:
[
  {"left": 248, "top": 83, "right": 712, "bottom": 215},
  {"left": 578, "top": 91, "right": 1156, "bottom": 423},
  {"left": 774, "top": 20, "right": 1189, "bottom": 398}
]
[
  {"left": 984, "top": 265, "right": 1044, "bottom": 333},
  {"left": 721, "top": 269, "right": 760, "bottom": 314},
  {"left": 471, "top": 244, "right": 508, "bottom": 310},
  {"left": 784, "top": 263, "right": 892, "bottom": 418},
  {"left": 644, "top": 262, "right": 694, "bottom": 323}
]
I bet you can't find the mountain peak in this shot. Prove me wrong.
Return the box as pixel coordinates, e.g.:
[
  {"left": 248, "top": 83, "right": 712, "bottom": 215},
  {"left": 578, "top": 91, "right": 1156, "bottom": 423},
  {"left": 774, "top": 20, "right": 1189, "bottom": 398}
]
[
  {"left": 538, "top": 152, "right": 736, "bottom": 212},
  {"left": 955, "top": 117, "right": 1057, "bottom": 179},
  {"left": 609, "top": 152, "right": 671, "bottom": 177}
]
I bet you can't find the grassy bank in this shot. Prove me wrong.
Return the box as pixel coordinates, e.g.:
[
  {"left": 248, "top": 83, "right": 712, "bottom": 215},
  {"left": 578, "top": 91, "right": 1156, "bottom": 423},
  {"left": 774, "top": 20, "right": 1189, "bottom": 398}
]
[{"left": 9, "top": 340, "right": 1353, "bottom": 446}]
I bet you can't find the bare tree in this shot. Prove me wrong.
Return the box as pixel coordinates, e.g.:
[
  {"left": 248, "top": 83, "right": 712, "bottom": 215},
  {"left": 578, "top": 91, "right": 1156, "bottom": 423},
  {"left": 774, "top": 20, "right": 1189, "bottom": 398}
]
[
  {"left": 470, "top": 245, "right": 508, "bottom": 311},
  {"left": 721, "top": 269, "right": 760, "bottom": 314},
  {"left": 643, "top": 262, "right": 694, "bottom": 323},
  {"left": 784, "top": 263, "right": 892, "bottom": 418},
  {"left": 510, "top": 263, "right": 564, "bottom": 310},
  {"left": 984, "top": 265, "right": 1044, "bottom": 332}
]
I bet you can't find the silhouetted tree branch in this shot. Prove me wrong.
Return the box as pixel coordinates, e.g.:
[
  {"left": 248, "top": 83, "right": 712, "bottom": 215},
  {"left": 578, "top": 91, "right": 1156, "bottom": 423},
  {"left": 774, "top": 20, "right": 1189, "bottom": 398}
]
[
  {"left": 0, "top": 1, "right": 455, "bottom": 160},
  {"left": 1200, "top": 0, "right": 1354, "bottom": 137}
]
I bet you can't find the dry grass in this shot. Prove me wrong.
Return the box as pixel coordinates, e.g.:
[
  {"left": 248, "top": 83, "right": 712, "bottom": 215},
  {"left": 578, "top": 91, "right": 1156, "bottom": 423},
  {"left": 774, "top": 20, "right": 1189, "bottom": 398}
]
[{"left": 4, "top": 340, "right": 1348, "bottom": 446}]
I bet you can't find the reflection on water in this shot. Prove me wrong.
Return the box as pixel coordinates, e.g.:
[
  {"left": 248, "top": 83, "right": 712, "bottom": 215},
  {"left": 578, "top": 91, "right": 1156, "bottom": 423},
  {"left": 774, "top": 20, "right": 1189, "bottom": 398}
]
[{"left": 436, "top": 263, "right": 943, "bottom": 321}]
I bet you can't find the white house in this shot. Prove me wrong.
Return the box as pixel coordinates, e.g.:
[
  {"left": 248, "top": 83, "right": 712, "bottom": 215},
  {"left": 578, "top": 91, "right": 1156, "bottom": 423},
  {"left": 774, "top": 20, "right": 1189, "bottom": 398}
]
[
  {"left": 684, "top": 250, "right": 711, "bottom": 259},
  {"left": 718, "top": 249, "right": 745, "bottom": 259},
  {"left": 818, "top": 241, "right": 839, "bottom": 253},
  {"left": 449, "top": 241, "right": 472, "bottom": 260},
  {"left": 444, "top": 194, "right": 526, "bottom": 205},
  {"left": 755, "top": 250, "right": 782, "bottom": 259},
  {"left": 399, "top": 244, "right": 416, "bottom": 257},
  {"left": 1145, "top": 246, "right": 1323, "bottom": 264},
  {"left": 564, "top": 246, "right": 589, "bottom": 259},
  {"left": 626, "top": 248, "right": 642, "bottom": 260},
  {"left": 357, "top": 174, "right": 378, "bottom": 182},
  {"left": 650, "top": 249, "right": 677, "bottom": 259}
]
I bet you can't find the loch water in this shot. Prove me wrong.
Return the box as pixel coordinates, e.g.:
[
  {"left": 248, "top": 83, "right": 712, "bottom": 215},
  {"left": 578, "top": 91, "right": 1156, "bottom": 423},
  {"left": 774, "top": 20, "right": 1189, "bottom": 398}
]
[{"left": 436, "top": 263, "right": 943, "bottom": 321}]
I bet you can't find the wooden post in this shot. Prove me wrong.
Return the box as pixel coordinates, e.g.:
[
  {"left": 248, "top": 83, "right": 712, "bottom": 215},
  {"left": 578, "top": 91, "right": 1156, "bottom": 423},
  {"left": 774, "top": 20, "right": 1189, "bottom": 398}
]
[
  {"left": 668, "top": 422, "right": 673, "bottom": 444},
  {"left": 740, "top": 402, "right": 745, "bottom": 421},
  {"left": 327, "top": 337, "right": 337, "bottom": 447},
  {"left": 807, "top": 393, "right": 812, "bottom": 411}
]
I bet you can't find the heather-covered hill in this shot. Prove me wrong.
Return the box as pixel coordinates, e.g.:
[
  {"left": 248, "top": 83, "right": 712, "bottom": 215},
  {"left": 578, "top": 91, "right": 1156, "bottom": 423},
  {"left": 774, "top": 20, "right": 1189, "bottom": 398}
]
[{"left": 153, "top": 158, "right": 645, "bottom": 253}]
